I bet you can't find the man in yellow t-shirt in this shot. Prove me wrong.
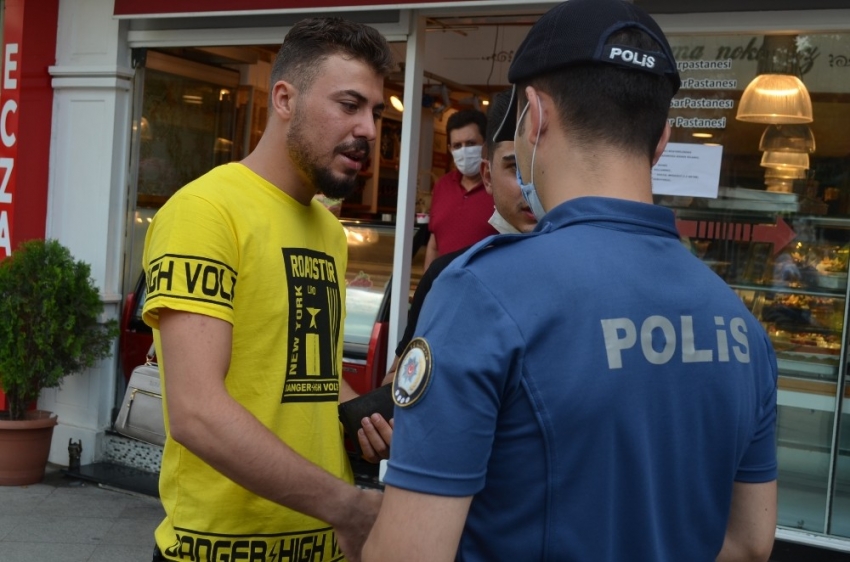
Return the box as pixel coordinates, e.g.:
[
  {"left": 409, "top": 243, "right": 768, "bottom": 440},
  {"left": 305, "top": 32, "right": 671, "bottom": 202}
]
[{"left": 142, "top": 17, "right": 394, "bottom": 562}]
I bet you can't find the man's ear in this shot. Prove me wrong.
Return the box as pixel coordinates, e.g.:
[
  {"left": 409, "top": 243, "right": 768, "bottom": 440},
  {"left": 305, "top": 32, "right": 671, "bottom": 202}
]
[
  {"left": 651, "top": 122, "right": 672, "bottom": 166},
  {"left": 481, "top": 159, "right": 494, "bottom": 195},
  {"left": 522, "top": 86, "right": 545, "bottom": 147},
  {"left": 271, "top": 80, "right": 297, "bottom": 122}
]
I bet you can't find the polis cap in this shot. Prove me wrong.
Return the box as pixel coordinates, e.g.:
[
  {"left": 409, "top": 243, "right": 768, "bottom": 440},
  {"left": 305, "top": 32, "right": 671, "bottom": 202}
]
[{"left": 493, "top": 0, "right": 681, "bottom": 143}]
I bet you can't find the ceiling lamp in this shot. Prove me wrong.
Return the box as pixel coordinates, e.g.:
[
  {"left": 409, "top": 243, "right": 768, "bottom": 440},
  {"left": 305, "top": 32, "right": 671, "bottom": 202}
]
[
  {"left": 759, "top": 124, "right": 816, "bottom": 153},
  {"left": 760, "top": 151, "right": 809, "bottom": 170},
  {"left": 765, "top": 178, "right": 795, "bottom": 193},
  {"left": 389, "top": 95, "right": 404, "bottom": 112},
  {"left": 214, "top": 137, "right": 233, "bottom": 153},
  {"left": 132, "top": 116, "right": 153, "bottom": 141},
  {"left": 764, "top": 166, "right": 806, "bottom": 180},
  {"left": 737, "top": 74, "right": 813, "bottom": 124},
  {"left": 736, "top": 35, "right": 814, "bottom": 124}
]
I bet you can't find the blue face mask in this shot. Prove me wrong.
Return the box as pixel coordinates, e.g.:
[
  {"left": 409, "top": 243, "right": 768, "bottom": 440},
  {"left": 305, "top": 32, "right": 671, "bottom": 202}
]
[{"left": 514, "top": 99, "right": 547, "bottom": 220}]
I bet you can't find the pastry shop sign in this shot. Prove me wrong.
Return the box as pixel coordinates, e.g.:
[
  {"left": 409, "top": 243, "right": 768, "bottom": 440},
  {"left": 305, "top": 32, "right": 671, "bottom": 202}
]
[{"left": 113, "top": 0, "right": 524, "bottom": 17}]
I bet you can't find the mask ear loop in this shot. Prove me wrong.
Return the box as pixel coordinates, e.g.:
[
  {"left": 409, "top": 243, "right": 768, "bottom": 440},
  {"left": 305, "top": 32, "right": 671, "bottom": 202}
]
[{"left": 529, "top": 95, "right": 542, "bottom": 186}]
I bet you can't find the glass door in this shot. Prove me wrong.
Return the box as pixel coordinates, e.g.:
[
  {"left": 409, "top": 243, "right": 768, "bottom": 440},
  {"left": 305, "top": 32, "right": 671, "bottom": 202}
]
[{"left": 124, "top": 50, "right": 241, "bottom": 296}]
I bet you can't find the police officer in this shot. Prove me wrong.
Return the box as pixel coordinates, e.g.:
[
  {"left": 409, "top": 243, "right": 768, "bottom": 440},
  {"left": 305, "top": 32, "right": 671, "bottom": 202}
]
[{"left": 363, "top": 1, "right": 777, "bottom": 560}]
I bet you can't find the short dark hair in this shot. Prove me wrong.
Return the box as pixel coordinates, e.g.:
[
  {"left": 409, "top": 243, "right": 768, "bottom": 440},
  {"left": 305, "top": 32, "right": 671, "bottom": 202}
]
[
  {"left": 446, "top": 109, "right": 488, "bottom": 145},
  {"left": 270, "top": 17, "right": 394, "bottom": 94},
  {"left": 518, "top": 28, "right": 675, "bottom": 161},
  {"left": 484, "top": 90, "right": 514, "bottom": 158}
]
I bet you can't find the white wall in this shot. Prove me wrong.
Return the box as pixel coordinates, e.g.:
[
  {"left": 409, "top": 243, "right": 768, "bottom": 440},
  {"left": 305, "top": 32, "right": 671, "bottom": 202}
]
[{"left": 39, "top": 0, "right": 133, "bottom": 466}]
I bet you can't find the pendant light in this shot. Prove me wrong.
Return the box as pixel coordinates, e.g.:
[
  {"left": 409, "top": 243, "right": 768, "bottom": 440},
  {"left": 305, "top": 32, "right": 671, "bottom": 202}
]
[
  {"left": 764, "top": 166, "right": 806, "bottom": 180},
  {"left": 760, "top": 151, "right": 809, "bottom": 170},
  {"left": 737, "top": 75, "right": 813, "bottom": 124},
  {"left": 736, "top": 36, "right": 813, "bottom": 124},
  {"left": 765, "top": 178, "right": 795, "bottom": 193},
  {"left": 390, "top": 95, "right": 404, "bottom": 112},
  {"left": 759, "top": 124, "right": 816, "bottom": 153}
]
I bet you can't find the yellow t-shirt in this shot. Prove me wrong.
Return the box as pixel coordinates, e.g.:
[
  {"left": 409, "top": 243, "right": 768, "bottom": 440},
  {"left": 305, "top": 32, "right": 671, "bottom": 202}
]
[{"left": 142, "top": 163, "right": 353, "bottom": 561}]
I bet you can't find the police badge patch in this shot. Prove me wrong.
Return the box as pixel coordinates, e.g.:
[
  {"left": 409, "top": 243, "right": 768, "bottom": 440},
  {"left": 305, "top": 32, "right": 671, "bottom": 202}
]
[{"left": 393, "top": 338, "right": 432, "bottom": 407}]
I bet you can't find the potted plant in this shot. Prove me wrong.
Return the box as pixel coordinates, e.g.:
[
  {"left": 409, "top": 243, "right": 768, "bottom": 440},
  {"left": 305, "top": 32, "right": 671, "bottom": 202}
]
[{"left": 0, "top": 238, "right": 118, "bottom": 485}]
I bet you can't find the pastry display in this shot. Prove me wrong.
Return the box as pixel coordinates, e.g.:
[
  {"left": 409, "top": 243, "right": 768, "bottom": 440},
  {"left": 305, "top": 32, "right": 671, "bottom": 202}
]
[
  {"left": 773, "top": 243, "right": 849, "bottom": 290},
  {"left": 767, "top": 326, "right": 841, "bottom": 354}
]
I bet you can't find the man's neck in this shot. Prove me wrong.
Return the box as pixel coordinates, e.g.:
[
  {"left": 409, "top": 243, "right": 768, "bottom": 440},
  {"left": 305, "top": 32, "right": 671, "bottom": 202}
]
[
  {"left": 538, "top": 139, "right": 654, "bottom": 209},
  {"left": 460, "top": 173, "right": 481, "bottom": 192},
  {"left": 242, "top": 131, "right": 315, "bottom": 205}
]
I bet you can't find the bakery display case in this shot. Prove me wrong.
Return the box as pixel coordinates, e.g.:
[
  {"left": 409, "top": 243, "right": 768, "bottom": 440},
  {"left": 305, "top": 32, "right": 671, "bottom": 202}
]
[
  {"left": 671, "top": 207, "right": 849, "bottom": 382},
  {"left": 735, "top": 237, "right": 847, "bottom": 384},
  {"left": 667, "top": 200, "right": 850, "bottom": 532},
  {"left": 340, "top": 220, "right": 428, "bottom": 394}
]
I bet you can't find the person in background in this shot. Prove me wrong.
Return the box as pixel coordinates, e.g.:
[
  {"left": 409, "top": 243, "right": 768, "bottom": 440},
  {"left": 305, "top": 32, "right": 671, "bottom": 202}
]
[
  {"left": 424, "top": 109, "right": 497, "bottom": 270},
  {"left": 363, "top": 1, "right": 778, "bottom": 561},
  {"left": 375, "top": 89, "right": 536, "bottom": 393},
  {"left": 142, "top": 18, "right": 394, "bottom": 562}
]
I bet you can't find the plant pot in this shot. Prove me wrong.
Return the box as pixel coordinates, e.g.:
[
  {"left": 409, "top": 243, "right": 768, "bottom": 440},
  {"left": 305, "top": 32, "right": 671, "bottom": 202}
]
[{"left": 0, "top": 410, "right": 58, "bottom": 486}]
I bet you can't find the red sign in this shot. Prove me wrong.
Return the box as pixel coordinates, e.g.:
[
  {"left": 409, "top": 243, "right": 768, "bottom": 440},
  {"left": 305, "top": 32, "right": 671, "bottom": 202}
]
[
  {"left": 114, "top": 0, "right": 500, "bottom": 16},
  {"left": 676, "top": 217, "right": 797, "bottom": 255},
  {"left": 0, "top": 6, "right": 21, "bottom": 257},
  {"left": 0, "top": 0, "right": 58, "bottom": 257}
]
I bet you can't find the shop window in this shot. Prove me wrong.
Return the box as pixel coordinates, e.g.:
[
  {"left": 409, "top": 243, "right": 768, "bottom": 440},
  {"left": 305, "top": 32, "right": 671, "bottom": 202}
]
[
  {"left": 656, "top": 31, "right": 850, "bottom": 537},
  {"left": 137, "top": 68, "right": 237, "bottom": 205}
]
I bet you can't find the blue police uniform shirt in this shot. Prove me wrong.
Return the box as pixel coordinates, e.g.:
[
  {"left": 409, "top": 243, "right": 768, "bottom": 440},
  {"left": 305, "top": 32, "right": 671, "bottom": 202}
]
[{"left": 386, "top": 196, "right": 778, "bottom": 562}]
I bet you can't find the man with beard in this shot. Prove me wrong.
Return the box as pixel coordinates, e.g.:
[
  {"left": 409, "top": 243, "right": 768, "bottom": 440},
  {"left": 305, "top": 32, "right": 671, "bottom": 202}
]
[{"left": 142, "top": 18, "right": 393, "bottom": 562}]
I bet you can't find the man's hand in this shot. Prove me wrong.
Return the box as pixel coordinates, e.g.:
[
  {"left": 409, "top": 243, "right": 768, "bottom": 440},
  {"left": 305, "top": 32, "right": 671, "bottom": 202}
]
[
  {"left": 381, "top": 356, "right": 399, "bottom": 386},
  {"left": 358, "top": 414, "right": 393, "bottom": 463},
  {"left": 334, "top": 489, "right": 384, "bottom": 562}
]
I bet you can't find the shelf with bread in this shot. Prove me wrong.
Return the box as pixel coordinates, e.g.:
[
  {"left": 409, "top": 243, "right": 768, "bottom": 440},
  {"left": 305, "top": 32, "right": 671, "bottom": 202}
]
[
  {"left": 735, "top": 286, "right": 844, "bottom": 380},
  {"left": 683, "top": 214, "right": 850, "bottom": 406}
]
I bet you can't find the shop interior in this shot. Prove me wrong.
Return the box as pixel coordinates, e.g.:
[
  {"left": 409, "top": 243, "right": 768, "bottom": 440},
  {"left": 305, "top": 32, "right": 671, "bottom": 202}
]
[{"left": 120, "top": 11, "right": 850, "bottom": 541}]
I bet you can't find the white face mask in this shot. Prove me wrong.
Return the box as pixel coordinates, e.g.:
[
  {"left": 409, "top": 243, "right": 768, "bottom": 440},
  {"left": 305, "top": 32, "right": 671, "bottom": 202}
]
[
  {"left": 488, "top": 209, "right": 521, "bottom": 235},
  {"left": 451, "top": 145, "right": 483, "bottom": 177},
  {"left": 514, "top": 98, "right": 546, "bottom": 220}
]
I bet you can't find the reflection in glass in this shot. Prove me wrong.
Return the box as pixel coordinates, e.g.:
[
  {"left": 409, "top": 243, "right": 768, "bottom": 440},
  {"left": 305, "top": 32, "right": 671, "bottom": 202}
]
[
  {"left": 137, "top": 69, "right": 236, "bottom": 202},
  {"left": 342, "top": 222, "right": 426, "bottom": 347}
]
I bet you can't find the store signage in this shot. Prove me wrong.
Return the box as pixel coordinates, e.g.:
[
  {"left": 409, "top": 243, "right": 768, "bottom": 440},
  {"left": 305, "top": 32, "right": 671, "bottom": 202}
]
[
  {"left": 113, "top": 0, "right": 522, "bottom": 16},
  {"left": 0, "top": 0, "right": 57, "bottom": 257},
  {"left": 0, "top": 17, "right": 22, "bottom": 257},
  {"left": 676, "top": 218, "right": 796, "bottom": 255}
]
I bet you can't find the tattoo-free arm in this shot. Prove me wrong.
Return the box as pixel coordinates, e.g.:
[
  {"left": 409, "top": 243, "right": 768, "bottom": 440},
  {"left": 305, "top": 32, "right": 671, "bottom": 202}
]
[
  {"left": 159, "top": 309, "right": 381, "bottom": 560},
  {"left": 363, "top": 486, "right": 471, "bottom": 562},
  {"left": 716, "top": 480, "right": 776, "bottom": 562},
  {"left": 423, "top": 233, "right": 438, "bottom": 271}
]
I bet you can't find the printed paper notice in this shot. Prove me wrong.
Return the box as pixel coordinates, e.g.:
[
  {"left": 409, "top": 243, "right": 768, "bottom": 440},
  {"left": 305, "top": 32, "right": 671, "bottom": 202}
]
[{"left": 651, "top": 142, "right": 723, "bottom": 198}]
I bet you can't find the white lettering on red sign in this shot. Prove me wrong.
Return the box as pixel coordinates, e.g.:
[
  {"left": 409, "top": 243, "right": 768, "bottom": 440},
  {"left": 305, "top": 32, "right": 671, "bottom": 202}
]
[
  {"left": 0, "top": 158, "right": 13, "bottom": 204},
  {"left": 0, "top": 42, "right": 20, "bottom": 256},
  {"left": 3, "top": 43, "right": 18, "bottom": 89},
  {"left": 1, "top": 100, "right": 16, "bottom": 147}
]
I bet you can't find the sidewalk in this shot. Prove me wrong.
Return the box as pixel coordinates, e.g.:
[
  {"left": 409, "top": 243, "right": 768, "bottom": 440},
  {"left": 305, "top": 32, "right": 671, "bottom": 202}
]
[
  {"left": 2, "top": 462, "right": 847, "bottom": 562},
  {"left": 0, "top": 463, "right": 163, "bottom": 562}
]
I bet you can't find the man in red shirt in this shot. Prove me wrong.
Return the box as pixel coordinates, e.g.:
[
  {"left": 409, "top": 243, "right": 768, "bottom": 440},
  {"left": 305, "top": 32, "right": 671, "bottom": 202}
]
[{"left": 424, "top": 109, "right": 497, "bottom": 270}]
